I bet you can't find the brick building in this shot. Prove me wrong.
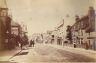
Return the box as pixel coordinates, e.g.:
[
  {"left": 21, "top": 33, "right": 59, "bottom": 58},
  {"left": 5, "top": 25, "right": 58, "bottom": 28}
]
[{"left": 71, "top": 7, "right": 96, "bottom": 50}]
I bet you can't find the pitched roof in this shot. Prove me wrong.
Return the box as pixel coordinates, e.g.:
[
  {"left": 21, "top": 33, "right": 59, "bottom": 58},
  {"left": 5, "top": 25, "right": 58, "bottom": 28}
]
[{"left": 11, "top": 21, "right": 20, "bottom": 27}]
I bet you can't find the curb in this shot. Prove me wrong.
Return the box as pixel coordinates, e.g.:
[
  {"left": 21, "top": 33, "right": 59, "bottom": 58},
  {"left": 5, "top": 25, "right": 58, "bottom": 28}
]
[
  {"left": 48, "top": 44, "right": 96, "bottom": 59},
  {"left": 8, "top": 50, "right": 22, "bottom": 60}
]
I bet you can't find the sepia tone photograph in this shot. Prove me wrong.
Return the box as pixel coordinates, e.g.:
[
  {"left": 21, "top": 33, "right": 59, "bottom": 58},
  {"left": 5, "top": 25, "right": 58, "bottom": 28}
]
[{"left": 0, "top": 0, "right": 96, "bottom": 63}]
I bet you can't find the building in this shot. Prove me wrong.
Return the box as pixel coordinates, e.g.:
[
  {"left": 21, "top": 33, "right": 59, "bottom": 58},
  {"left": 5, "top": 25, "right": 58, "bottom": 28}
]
[
  {"left": 11, "top": 21, "right": 22, "bottom": 35},
  {"left": 71, "top": 7, "right": 96, "bottom": 50},
  {"left": 0, "top": 0, "right": 28, "bottom": 50},
  {"left": 50, "top": 19, "right": 64, "bottom": 45},
  {"left": 0, "top": 12, "right": 5, "bottom": 50},
  {"left": 0, "top": 7, "right": 9, "bottom": 50}
]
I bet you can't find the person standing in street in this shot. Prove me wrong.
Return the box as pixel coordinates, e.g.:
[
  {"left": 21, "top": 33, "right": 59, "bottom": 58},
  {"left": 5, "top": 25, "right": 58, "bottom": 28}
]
[
  {"left": 29, "top": 40, "right": 32, "bottom": 47},
  {"left": 73, "top": 42, "right": 76, "bottom": 48},
  {"left": 30, "top": 39, "right": 35, "bottom": 47},
  {"left": 16, "top": 35, "right": 24, "bottom": 50}
]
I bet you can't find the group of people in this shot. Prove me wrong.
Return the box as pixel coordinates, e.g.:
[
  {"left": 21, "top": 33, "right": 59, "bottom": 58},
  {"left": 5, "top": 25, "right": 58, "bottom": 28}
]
[
  {"left": 29, "top": 40, "right": 35, "bottom": 47},
  {"left": 5, "top": 33, "right": 36, "bottom": 50},
  {"left": 16, "top": 35, "right": 35, "bottom": 50},
  {"left": 16, "top": 34, "right": 29, "bottom": 50}
]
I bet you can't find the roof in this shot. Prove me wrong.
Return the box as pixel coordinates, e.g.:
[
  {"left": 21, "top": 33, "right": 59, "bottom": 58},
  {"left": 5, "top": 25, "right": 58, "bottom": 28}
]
[
  {"left": 11, "top": 21, "right": 20, "bottom": 27},
  {"left": 71, "top": 15, "right": 89, "bottom": 28}
]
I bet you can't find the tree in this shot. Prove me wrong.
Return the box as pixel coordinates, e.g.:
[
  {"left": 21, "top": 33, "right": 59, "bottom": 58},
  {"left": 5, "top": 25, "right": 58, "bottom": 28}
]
[{"left": 66, "top": 25, "right": 72, "bottom": 44}]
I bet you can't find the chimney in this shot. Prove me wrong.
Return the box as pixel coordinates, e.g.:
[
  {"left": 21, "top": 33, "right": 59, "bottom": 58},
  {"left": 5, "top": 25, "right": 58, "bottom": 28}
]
[{"left": 75, "top": 15, "right": 80, "bottom": 22}]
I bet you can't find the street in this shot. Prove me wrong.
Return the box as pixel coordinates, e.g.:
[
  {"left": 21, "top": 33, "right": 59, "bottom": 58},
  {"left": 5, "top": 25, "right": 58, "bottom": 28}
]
[
  {"left": 0, "top": 0, "right": 96, "bottom": 63},
  {"left": 1, "top": 44, "right": 94, "bottom": 63}
]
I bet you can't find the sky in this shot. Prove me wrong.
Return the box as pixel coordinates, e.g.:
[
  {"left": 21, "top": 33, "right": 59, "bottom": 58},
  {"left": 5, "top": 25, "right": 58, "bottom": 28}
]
[{"left": 0, "top": 0, "right": 95, "bottom": 36}]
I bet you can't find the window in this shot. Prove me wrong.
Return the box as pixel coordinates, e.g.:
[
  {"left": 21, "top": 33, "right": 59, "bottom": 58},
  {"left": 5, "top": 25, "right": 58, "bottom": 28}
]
[{"left": 0, "top": 8, "right": 8, "bottom": 17}]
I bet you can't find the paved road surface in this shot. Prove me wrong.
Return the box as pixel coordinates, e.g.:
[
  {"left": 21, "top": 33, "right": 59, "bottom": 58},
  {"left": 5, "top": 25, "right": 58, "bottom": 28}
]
[{"left": 1, "top": 44, "right": 96, "bottom": 63}]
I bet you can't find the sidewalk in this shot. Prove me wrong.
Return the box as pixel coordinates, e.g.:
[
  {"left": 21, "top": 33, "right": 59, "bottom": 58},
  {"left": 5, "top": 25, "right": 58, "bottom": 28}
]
[
  {"left": 0, "top": 47, "right": 21, "bottom": 61},
  {"left": 48, "top": 44, "right": 96, "bottom": 59}
]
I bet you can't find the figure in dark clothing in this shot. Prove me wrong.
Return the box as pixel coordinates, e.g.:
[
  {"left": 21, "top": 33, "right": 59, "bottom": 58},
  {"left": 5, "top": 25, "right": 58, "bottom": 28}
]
[
  {"left": 29, "top": 40, "right": 32, "bottom": 47},
  {"left": 20, "top": 41, "right": 24, "bottom": 50},
  {"left": 85, "top": 42, "right": 89, "bottom": 50},
  {"left": 16, "top": 35, "right": 24, "bottom": 50},
  {"left": 30, "top": 40, "right": 35, "bottom": 47},
  {"left": 73, "top": 42, "right": 76, "bottom": 48}
]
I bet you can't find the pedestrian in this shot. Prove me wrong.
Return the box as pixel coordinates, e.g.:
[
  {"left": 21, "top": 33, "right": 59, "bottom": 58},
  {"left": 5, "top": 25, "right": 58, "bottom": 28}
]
[
  {"left": 29, "top": 40, "right": 32, "bottom": 47},
  {"left": 17, "top": 35, "right": 24, "bottom": 50},
  {"left": 73, "top": 42, "right": 76, "bottom": 48},
  {"left": 20, "top": 37, "right": 24, "bottom": 50},
  {"left": 20, "top": 42, "right": 23, "bottom": 50},
  {"left": 16, "top": 35, "right": 19, "bottom": 47},
  {"left": 85, "top": 41, "right": 88, "bottom": 50},
  {"left": 32, "top": 40, "right": 35, "bottom": 47}
]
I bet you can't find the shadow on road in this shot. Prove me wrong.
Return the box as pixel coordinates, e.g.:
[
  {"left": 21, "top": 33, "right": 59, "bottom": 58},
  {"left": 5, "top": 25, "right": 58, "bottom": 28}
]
[{"left": 8, "top": 50, "right": 29, "bottom": 61}]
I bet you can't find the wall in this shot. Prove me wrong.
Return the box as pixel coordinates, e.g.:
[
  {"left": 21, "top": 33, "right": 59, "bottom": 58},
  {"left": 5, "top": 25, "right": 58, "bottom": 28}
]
[{"left": 0, "top": 14, "right": 5, "bottom": 50}]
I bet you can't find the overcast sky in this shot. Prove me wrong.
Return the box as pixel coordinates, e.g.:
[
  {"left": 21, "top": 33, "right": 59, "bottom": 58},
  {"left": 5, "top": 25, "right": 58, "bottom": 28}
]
[{"left": 0, "top": 0, "right": 95, "bottom": 35}]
